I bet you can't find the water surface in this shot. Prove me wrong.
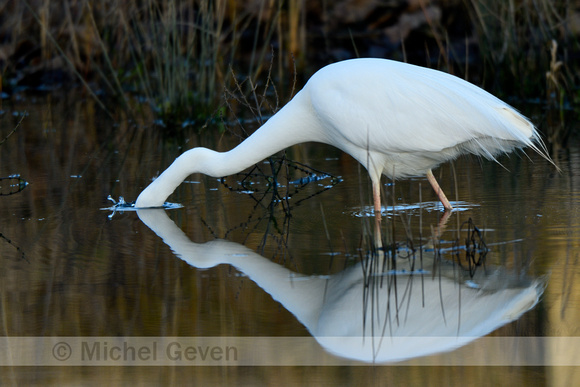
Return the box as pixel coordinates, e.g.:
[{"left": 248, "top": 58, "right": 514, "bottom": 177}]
[{"left": 0, "top": 94, "right": 579, "bottom": 384}]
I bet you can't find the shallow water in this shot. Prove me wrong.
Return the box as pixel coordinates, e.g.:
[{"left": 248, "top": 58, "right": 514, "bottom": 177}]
[{"left": 1, "top": 94, "right": 579, "bottom": 384}]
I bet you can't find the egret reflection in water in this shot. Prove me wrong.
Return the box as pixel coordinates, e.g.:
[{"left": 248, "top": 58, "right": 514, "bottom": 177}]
[{"left": 137, "top": 209, "right": 544, "bottom": 363}]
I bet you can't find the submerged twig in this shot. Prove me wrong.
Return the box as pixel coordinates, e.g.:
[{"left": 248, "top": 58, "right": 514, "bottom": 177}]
[{"left": 0, "top": 113, "right": 26, "bottom": 147}]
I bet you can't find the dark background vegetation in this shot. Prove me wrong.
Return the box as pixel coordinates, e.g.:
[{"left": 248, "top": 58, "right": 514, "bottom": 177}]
[{"left": 0, "top": 0, "right": 578, "bottom": 137}]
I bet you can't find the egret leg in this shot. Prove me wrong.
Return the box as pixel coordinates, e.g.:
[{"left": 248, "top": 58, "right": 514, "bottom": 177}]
[
  {"left": 426, "top": 169, "right": 453, "bottom": 211},
  {"left": 371, "top": 180, "right": 383, "bottom": 249},
  {"left": 372, "top": 180, "right": 382, "bottom": 216}
]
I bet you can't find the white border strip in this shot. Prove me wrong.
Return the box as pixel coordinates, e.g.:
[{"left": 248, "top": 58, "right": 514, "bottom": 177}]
[{"left": 1, "top": 337, "right": 579, "bottom": 366}]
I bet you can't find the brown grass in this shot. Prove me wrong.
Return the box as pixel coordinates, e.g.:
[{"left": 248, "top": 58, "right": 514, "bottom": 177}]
[{"left": 0, "top": 1, "right": 578, "bottom": 131}]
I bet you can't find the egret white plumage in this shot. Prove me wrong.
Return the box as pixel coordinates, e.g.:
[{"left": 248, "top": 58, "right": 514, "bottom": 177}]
[{"left": 135, "top": 58, "right": 551, "bottom": 212}]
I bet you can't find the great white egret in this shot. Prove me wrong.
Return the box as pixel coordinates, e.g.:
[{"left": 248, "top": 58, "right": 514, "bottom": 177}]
[{"left": 135, "top": 58, "right": 551, "bottom": 211}]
